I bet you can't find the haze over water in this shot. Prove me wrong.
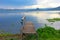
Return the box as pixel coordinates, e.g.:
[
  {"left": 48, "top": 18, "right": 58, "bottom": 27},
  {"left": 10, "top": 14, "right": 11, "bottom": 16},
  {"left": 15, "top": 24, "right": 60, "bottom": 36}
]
[{"left": 0, "top": 11, "right": 60, "bottom": 34}]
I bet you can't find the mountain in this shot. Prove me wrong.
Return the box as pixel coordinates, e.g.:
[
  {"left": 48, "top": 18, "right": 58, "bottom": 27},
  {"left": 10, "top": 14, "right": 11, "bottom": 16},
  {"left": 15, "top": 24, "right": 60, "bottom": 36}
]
[
  {"left": 46, "top": 6, "right": 60, "bottom": 10},
  {"left": 0, "top": 6, "right": 60, "bottom": 13},
  {"left": 34, "top": 6, "right": 60, "bottom": 11},
  {"left": 52, "top": 6, "right": 60, "bottom": 10}
]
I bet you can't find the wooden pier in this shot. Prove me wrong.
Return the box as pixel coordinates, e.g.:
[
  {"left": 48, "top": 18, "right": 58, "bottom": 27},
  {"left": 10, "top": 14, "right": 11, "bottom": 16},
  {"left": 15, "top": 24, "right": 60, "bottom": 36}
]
[
  {"left": 19, "top": 16, "right": 38, "bottom": 40},
  {"left": 21, "top": 21, "right": 38, "bottom": 40},
  {"left": 0, "top": 16, "right": 38, "bottom": 40},
  {"left": 22, "top": 22, "right": 36, "bottom": 34}
]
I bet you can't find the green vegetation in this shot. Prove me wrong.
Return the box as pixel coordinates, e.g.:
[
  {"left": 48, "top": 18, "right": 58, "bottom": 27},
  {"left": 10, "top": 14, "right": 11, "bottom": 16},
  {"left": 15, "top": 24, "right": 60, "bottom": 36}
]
[
  {"left": 5, "top": 37, "right": 19, "bottom": 40},
  {"left": 23, "top": 34, "right": 37, "bottom": 40},
  {"left": 23, "top": 25, "right": 60, "bottom": 40},
  {"left": 0, "top": 33, "right": 12, "bottom": 36},
  {"left": 36, "top": 25, "right": 60, "bottom": 40},
  {"left": 0, "top": 33, "right": 20, "bottom": 40},
  {"left": 47, "top": 18, "right": 60, "bottom": 22},
  {"left": 0, "top": 25, "right": 60, "bottom": 40}
]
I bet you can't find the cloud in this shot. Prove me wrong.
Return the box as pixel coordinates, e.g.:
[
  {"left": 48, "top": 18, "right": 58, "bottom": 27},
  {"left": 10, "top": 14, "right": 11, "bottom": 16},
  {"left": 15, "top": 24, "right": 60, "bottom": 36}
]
[
  {"left": 36, "top": 0, "right": 60, "bottom": 8},
  {"left": 0, "top": 0, "right": 60, "bottom": 9}
]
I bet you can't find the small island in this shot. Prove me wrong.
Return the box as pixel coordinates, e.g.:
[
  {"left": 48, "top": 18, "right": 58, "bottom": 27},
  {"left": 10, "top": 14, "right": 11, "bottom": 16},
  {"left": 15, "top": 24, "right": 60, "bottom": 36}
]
[{"left": 47, "top": 18, "right": 60, "bottom": 22}]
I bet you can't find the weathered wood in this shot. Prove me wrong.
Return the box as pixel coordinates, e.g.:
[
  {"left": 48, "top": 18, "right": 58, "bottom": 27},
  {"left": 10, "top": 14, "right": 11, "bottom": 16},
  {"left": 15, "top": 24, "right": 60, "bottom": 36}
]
[
  {"left": 22, "top": 21, "right": 36, "bottom": 34},
  {"left": 21, "top": 21, "right": 37, "bottom": 40}
]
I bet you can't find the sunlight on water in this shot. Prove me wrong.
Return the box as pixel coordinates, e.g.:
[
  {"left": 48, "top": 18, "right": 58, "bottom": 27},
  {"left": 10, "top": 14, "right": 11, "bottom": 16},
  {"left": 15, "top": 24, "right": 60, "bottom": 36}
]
[{"left": 0, "top": 11, "right": 60, "bottom": 34}]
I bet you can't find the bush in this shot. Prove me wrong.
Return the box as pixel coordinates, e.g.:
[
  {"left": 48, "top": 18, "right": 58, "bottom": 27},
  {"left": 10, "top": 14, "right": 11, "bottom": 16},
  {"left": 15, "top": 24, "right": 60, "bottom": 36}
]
[{"left": 36, "top": 25, "right": 60, "bottom": 40}]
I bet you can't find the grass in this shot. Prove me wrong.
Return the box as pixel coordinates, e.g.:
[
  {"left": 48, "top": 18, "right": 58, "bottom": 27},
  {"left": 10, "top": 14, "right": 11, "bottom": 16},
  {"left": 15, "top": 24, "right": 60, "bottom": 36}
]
[
  {"left": 0, "top": 33, "right": 20, "bottom": 40},
  {"left": 47, "top": 18, "right": 60, "bottom": 22},
  {"left": 36, "top": 25, "right": 60, "bottom": 40},
  {"left": 0, "top": 25, "right": 60, "bottom": 40},
  {"left": 22, "top": 24, "right": 60, "bottom": 40},
  {"left": 0, "top": 33, "right": 12, "bottom": 37}
]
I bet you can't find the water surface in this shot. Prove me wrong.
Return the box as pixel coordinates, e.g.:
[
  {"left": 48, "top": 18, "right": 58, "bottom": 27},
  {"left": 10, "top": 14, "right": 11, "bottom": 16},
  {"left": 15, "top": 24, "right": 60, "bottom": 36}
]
[{"left": 0, "top": 11, "right": 60, "bottom": 34}]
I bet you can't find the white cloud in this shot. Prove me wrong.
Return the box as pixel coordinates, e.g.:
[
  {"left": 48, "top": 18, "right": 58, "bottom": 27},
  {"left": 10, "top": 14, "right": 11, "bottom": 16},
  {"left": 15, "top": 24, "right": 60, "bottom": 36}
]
[
  {"left": 36, "top": 0, "right": 60, "bottom": 8},
  {"left": 19, "top": 0, "right": 60, "bottom": 9},
  {"left": 0, "top": 0, "right": 60, "bottom": 9}
]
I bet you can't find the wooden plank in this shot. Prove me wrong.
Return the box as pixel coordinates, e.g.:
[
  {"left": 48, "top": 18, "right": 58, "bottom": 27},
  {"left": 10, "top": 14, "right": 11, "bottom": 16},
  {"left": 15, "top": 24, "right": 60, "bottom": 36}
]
[{"left": 22, "top": 22, "right": 36, "bottom": 34}]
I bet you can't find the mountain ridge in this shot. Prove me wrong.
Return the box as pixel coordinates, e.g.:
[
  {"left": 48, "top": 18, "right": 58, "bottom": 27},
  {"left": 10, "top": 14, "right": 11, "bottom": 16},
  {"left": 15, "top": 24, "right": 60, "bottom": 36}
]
[{"left": 0, "top": 6, "right": 60, "bottom": 13}]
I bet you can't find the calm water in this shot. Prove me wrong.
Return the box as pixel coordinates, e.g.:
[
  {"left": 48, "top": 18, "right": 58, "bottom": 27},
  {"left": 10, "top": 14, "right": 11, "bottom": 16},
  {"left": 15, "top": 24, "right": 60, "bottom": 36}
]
[{"left": 0, "top": 11, "right": 60, "bottom": 34}]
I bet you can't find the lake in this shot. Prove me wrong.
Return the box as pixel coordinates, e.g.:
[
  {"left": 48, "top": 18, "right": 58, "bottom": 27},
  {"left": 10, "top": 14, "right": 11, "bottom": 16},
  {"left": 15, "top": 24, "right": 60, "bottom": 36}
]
[{"left": 0, "top": 11, "right": 60, "bottom": 34}]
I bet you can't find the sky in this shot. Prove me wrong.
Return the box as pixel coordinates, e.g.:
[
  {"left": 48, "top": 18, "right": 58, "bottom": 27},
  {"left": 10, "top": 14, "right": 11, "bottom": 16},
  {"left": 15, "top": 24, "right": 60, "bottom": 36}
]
[{"left": 0, "top": 0, "right": 60, "bottom": 9}]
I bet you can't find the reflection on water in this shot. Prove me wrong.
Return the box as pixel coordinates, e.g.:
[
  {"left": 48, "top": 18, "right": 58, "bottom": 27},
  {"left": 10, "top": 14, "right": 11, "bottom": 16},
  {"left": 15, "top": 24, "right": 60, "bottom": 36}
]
[
  {"left": 0, "top": 11, "right": 60, "bottom": 34},
  {"left": 51, "top": 21, "right": 60, "bottom": 29}
]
